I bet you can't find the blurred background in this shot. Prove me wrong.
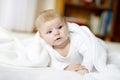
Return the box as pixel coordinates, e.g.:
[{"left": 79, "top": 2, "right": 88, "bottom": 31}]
[{"left": 0, "top": 0, "right": 120, "bottom": 42}]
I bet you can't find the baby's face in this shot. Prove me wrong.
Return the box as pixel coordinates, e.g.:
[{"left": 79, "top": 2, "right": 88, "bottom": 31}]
[{"left": 39, "top": 17, "right": 69, "bottom": 47}]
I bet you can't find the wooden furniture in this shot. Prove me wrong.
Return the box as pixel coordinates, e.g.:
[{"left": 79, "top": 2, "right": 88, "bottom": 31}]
[
  {"left": 55, "top": 0, "right": 120, "bottom": 42},
  {"left": 111, "top": 0, "right": 120, "bottom": 42}
]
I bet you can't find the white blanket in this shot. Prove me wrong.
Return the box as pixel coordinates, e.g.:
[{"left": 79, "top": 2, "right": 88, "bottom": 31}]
[
  {"left": 0, "top": 27, "right": 49, "bottom": 67},
  {"left": 0, "top": 27, "right": 120, "bottom": 80}
]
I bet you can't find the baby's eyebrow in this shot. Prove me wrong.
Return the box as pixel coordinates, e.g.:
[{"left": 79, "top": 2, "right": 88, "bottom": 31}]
[
  {"left": 46, "top": 27, "right": 52, "bottom": 31},
  {"left": 56, "top": 23, "right": 63, "bottom": 27}
]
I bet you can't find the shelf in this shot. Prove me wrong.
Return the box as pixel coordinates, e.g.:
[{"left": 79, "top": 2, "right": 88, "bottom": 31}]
[
  {"left": 55, "top": 0, "right": 120, "bottom": 42},
  {"left": 54, "top": 0, "right": 120, "bottom": 42},
  {"left": 66, "top": 2, "right": 113, "bottom": 11}
]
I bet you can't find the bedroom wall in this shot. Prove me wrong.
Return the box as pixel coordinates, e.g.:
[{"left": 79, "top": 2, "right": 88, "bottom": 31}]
[
  {"left": 0, "top": 0, "right": 38, "bottom": 32},
  {"left": 0, "top": 0, "right": 56, "bottom": 32},
  {"left": 35, "top": 0, "right": 56, "bottom": 17}
]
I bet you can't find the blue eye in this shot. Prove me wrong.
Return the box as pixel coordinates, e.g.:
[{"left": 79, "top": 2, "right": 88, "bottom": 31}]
[{"left": 47, "top": 31, "right": 52, "bottom": 34}]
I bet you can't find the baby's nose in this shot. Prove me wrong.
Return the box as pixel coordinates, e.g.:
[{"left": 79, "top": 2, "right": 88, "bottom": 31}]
[{"left": 54, "top": 30, "right": 60, "bottom": 36}]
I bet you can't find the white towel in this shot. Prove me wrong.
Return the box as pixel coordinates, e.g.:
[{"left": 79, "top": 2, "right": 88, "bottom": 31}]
[{"left": 0, "top": 27, "right": 49, "bottom": 67}]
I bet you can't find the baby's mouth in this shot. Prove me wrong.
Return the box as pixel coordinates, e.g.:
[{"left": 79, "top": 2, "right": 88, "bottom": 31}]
[{"left": 55, "top": 37, "right": 62, "bottom": 41}]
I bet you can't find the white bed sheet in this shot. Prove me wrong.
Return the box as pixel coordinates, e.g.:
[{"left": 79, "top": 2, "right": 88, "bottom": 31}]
[
  {"left": 0, "top": 64, "right": 84, "bottom": 80},
  {"left": 106, "top": 42, "right": 120, "bottom": 68},
  {"left": 0, "top": 29, "right": 120, "bottom": 80},
  {"left": 0, "top": 29, "right": 84, "bottom": 80}
]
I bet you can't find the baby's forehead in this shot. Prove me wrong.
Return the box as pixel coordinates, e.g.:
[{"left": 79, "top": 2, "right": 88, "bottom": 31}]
[{"left": 41, "top": 19, "right": 65, "bottom": 32}]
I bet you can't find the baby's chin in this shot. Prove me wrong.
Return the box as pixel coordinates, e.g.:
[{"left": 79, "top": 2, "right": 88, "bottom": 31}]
[
  {"left": 53, "top": 41, "right": 65, "bottom": 47},
  {"left": 55, "top": 38, "right": 69, "bottom": 46},
  {"left": 53, "top": 42, "right": 64, "bottom": 47}
]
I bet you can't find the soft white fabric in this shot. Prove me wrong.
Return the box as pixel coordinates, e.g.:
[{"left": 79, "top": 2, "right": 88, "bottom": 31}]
[
  {"left": 0, "top": 27, "right": 49, "bottom": 67},
  {"left": 0, "top": 0, "right": 37, "bottom": 32},
  {"left": 0, "top": 24, "right": 120, "bottom": 80},
  {"left": 0, "top": 65, "right": 84, "bottom": 80},
  {"left": 0, "top": 27, "right": 13, "bottom": 42},
  {"left": 107, "top": 42, "right": 120, "bottom": 68}
]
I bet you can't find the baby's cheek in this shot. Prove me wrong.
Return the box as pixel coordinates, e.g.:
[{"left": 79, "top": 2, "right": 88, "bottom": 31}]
[{"left": 48, "top": 41, "right": 53, "bottom": 45}]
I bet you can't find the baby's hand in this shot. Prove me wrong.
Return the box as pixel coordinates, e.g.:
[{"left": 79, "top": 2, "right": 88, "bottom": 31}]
[
  {"left": 64, "top": 63, "right": 88, "bottom": 75},
  {"left": 77, "top": 69, "right": 89, "bottom": 75}
]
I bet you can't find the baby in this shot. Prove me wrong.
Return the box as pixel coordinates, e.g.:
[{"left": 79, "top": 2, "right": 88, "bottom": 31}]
[{"left": 35, "top": 9, "right": 107, "bottom": 75}]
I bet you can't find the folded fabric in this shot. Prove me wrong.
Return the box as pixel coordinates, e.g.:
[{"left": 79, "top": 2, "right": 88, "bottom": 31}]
[{"left": 0, "top": 28, "right": 49, "bottom": 67}]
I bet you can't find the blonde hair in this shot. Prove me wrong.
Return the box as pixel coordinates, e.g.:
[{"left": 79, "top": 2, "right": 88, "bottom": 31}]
[{"left": 35, "top": 9, "right": 63, "bottom": 31}]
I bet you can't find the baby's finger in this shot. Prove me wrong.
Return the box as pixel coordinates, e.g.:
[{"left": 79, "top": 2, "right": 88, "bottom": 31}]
[{"left": 75, "top": 67, "right": 88, "bottom": 71}]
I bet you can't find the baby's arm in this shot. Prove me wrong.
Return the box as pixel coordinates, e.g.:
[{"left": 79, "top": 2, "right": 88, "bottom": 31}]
[{"left": 64, "top": 63, "right": 89, "bottom": 75}]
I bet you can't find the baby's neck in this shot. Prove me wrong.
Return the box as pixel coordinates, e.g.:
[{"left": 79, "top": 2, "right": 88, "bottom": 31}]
[
  {"left": 53, "top": 39, "right": 70, "bottom": 57},
  {"left": 53, "top": 38, "right": 70, "bottom": 49}
]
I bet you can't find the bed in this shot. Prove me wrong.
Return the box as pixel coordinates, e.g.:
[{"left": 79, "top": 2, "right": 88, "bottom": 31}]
[{"left": 0, "top": 25, "right": 120, "bottom": 80}]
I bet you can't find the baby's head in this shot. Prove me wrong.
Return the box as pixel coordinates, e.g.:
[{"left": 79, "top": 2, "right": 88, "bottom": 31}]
[
  {"left": 35, "top": 9, "right": 63, "bottom": 31},
  {"left": 35, "top": 9, "right": 69, "bottom": 47}
]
